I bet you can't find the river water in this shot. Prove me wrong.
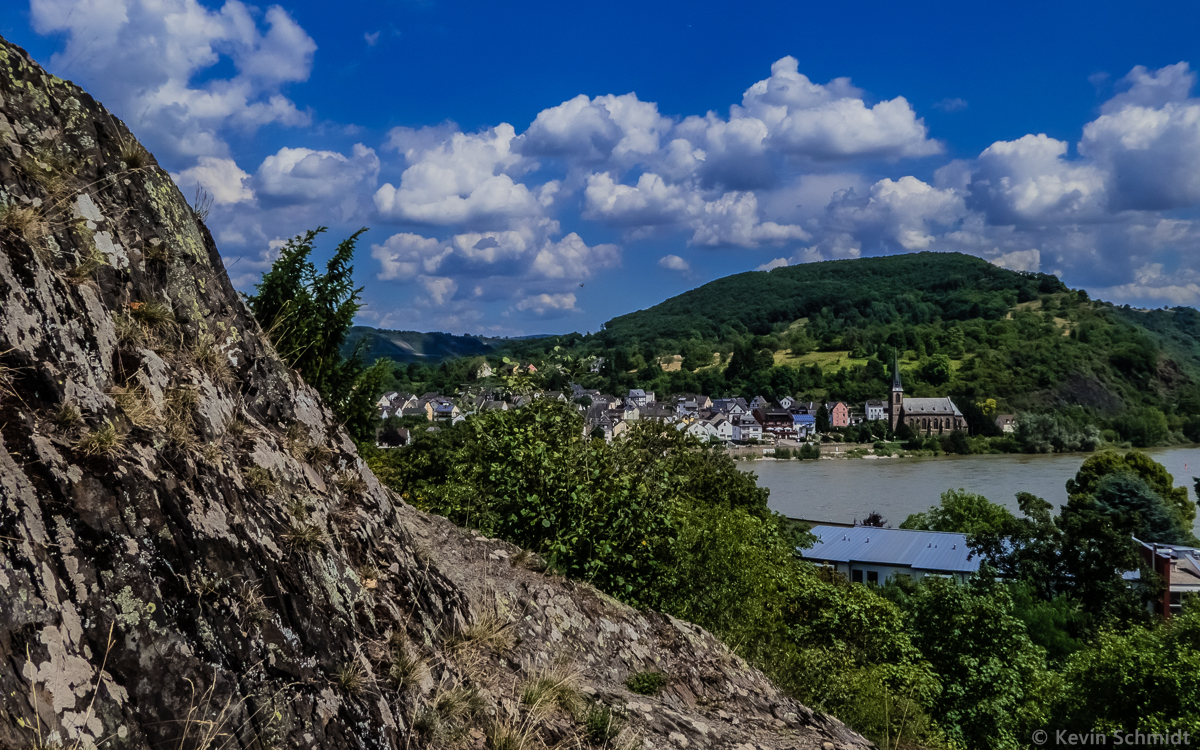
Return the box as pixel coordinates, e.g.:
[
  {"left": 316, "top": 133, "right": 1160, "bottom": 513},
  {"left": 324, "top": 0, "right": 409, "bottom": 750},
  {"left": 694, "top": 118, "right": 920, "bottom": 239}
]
[{"left": 752, "top": 444, "right": 1200, "bottom": 535}]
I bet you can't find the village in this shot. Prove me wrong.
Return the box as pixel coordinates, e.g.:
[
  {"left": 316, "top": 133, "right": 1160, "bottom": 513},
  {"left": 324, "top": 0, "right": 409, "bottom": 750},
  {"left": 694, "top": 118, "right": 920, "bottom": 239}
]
[{"left": 373, "top": 358, "right": 1017, "bottom": 451}]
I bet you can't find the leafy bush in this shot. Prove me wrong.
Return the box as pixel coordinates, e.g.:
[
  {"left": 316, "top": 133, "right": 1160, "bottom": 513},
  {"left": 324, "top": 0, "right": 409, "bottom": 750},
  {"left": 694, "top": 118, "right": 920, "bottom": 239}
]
[{"left": 900, "top": 488, "right": 1017, "bottom": 535}]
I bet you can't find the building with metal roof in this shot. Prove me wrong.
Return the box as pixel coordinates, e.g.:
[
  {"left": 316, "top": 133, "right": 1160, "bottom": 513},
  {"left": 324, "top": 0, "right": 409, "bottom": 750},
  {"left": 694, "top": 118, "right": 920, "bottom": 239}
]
[{"left": 801, "top": 525, "right": 982, "bottom": 585}]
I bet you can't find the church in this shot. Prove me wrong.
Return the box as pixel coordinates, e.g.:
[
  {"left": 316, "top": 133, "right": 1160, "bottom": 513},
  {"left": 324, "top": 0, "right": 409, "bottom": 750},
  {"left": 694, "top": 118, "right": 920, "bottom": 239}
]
[{"left": 888, "top": 358, "right": 967, "bottom": 433}]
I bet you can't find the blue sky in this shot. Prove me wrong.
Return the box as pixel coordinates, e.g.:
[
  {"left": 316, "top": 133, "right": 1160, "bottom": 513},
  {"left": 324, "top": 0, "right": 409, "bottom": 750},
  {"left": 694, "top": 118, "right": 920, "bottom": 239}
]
[{"left": 8, "top": 0, "right": 1200, "bottom": 336}]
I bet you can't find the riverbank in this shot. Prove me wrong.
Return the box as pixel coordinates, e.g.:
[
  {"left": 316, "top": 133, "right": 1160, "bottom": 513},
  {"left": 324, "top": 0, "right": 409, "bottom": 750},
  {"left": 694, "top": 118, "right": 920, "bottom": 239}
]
[{"left": 727, "top": 438, "right": 1168, "bottom": 461}]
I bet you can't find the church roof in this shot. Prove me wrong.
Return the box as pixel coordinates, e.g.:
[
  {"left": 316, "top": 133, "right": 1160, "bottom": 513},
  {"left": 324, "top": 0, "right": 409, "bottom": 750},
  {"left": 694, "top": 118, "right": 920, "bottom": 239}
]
[
  {"left": 891, "top": 354, "right": 903, "bottom": 390},
  {"left": 903, "top": 397, "right": 963, "bottom": 416}
]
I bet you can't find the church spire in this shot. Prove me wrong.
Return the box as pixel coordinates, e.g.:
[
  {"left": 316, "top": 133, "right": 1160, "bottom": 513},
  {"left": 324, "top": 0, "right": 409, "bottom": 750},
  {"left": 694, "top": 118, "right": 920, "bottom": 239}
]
[{"left": 892, "top": 353, "right": 903, "bottom": 391}]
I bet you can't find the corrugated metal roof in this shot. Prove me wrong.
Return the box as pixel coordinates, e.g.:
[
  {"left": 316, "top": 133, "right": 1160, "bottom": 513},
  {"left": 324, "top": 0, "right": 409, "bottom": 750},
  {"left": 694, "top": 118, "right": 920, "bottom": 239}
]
[{"left": 802, "top": 525, "right": 981, "bottom": 574}]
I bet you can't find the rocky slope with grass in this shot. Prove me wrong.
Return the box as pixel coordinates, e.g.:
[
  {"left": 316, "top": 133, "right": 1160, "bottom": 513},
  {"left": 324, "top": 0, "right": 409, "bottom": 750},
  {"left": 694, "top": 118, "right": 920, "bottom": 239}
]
[{"left": 0, "top": 37, "right": 871, "bottom": 750}]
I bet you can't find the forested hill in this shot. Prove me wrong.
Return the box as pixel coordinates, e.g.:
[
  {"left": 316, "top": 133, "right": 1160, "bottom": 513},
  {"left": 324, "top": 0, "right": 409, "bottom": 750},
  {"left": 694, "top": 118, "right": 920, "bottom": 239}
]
[
  {"left": 343, "top": 326, "right": 555, "bottom": 363},
  {"left": 490, "top": 252, "right": 1200, "bottom": 445},
  {"left": 600, "top": 252, "right": 1067, "bottom": 343}
]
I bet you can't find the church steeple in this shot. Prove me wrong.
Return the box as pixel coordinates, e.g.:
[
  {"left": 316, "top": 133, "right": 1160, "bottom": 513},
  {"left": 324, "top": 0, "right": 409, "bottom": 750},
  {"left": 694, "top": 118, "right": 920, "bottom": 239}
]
[{"left": 889, "top": 353, "right": 904, "bottom": 430}]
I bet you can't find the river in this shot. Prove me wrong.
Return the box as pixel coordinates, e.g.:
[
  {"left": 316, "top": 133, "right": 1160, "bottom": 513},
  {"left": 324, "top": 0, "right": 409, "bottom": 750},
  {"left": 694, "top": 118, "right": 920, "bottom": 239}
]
[{"left": 753, "top": 444, "right": 1200, "bottom": 536}]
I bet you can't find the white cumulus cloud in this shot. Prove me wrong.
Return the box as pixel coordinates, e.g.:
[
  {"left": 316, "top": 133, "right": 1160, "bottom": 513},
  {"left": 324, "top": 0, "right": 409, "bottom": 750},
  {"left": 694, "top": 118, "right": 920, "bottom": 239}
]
[
  {"left": 532, "top": 233, "right": 621, "bottom": 279},
  {"left": 172, "top": 156, "right": 254, "bottom": 204},
  {"left": 658, "top": 254, "right": 691, "bottom": 272},
  {"left": 515, "top": 293, "right": 578, "bottom": 315},
  {"left": 374, "top": 124, "right": 542, "bottom": 225},
  {"left": 31, "top": 0, "right": 315, "bottom": 160},
  {"left": 256, "top": 144, "right": 380, "bottom": 203}
]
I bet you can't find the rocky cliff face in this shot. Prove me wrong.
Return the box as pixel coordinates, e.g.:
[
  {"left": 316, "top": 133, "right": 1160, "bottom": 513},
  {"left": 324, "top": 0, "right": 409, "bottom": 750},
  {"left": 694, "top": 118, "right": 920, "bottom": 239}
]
[{"left": 0, "top": 37, "right": 871, "bottom": 750}]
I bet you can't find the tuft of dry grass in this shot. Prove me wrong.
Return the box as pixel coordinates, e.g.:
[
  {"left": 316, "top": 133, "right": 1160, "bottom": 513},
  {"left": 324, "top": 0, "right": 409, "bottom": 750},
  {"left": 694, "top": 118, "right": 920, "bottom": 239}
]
[
  {"left": 447, "top": 606, "right": 514, "bottom": 654},
  {"left": 237, "top": 582, "right": 269, "bottom": 625},
  {"left": 244, "top": 466, "right": 277, "bottom": 496},
  {"left": 305, "top": 442, "right": 335, "bottom": 473},
  {"left": 200, "top": 442, "right": 223, "bottom": 465},
  {"left": 76, "top": 420, "right": 123, "bottom": 457},
  {"left": 356, "top": 564, "right": 379, "bottom": 588},
  {"left": 113, "top": 311, "right": 144, "bottom": 348},
  {"left": 333, "top": 662, "right": 365, "bottom": 696},
  {"left": 128, "top": 300, "right": 175, "bottom": 327},
  {"left": 284, "top": 421, "right": 310, "bottom": 457},
  {"left": 286, "top": 496, "right": 311, "bottom": 521},
  {"left": 0, "top": 203, "right": 52, "bottom": 263},
  {"left": 164, "top": 387, "right": 199, "bottom": 451},
  {"left": 191, "top": 185, "right": 214, "bottom": 222},
  {"left": 67, "top": 246, "right": 107, "bottom": 284},
  {"left": 110, "top": 385, "right": 160, "bottom": 429},
  {"left": 333, "top": 470, "right": 367, "bottom": 496},
  {"left": 192, "top": 573, "right": 224, "bottom": 599},
  {"left": 283, "top": 523, "right": 326, "bottom": 553},
  {"left": 0, "top": 358, "right": 18, "bottom": 404},
  {"left": 19, "top": 147, "right": 76, "bottom": 202},
  {"left": 521, "top": 664, "right": 583, "bottom": 717},
  {"left": 413, "top": 684, "right": 485, "bottom": 743},
  {"left": 117, "top": 134, "right": 149, "bottom": 169},
  {"left": 485, "top": 718, "right": 540, "bottom": 750},
  {"left": 226, "top": 416, "right": 247, "bottom": 439},
  {"left": 387, "top": 636, "right": 429, "bottom": 690},
  {"left": 114, "top": 301, "right": 179, "bottom": 352},
  {"left": 191, "top": 333, "right": 234, "bottom": 387},
  {"left": 52, "top": 401, "right": 84, "bottom": 431}
]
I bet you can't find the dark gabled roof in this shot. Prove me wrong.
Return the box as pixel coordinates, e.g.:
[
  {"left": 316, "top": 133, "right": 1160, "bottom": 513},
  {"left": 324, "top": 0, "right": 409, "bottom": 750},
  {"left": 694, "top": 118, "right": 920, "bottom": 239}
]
[{"left": 903, "top": 397, "right": 963, "bottom": 416}]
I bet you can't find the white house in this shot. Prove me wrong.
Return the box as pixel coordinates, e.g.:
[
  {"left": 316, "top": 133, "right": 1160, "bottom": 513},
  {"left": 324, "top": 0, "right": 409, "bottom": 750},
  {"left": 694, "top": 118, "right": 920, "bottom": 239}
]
[
  {"left": 627, "top": 389, "right": 656, "bottom": 407},
  {"left": 865, "top": 400, "right": 887, "bottom": 421},
  {"left": 801, "top": 526, "right": 982, "bottom": 585},
  {"left": 777, "top": 395, "right": 796, "bottom": 410},
  {"left": 708, "top": 416, "right": 736, "bottom": 442},
  {"left": 735, "top": 414, "right": 762, "bottom": 442}
]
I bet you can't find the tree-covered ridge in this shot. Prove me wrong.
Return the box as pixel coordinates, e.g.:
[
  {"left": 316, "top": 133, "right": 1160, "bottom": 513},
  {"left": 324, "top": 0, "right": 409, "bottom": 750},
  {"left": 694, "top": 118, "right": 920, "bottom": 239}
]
[
  {"left": 342, "top": 326, "right": 539, "bottom": 364},
  {"left": 599, "top": 251, "right": 1068, "bottom": 343},
  {"left": 489, "top": 252, "right": 1200, "bottom": 448}
]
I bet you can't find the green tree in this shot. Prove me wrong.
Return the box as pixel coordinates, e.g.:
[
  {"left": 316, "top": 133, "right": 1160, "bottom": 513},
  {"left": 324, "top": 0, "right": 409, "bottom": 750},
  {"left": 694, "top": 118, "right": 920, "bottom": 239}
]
[
  {"left": 1091, "top": 473, "right": 1195, "bottom": 545},
  {"left": 816, "top": 403, "right": 830, "bottom": 433},
  {"left": 904, "top": 578, "right": 1056, "bottom": 750},
  {"left": 246, "top": 227, "right": 390, "bottom": 441},
  {"left": 1066, "top": 451, "right": 1195, "bottom": 530},
  {"left": 1112, "top": 407, "right": 1170, "bottom": 448},
  {"left": 1053, "top": 602, "right": 1200, "bottom": 734},
  {"left": 918, "top": 354, "right": 952, "bottom": 386},
  {"left": 900, "top": 489, "right": 1018, "bottom": 535}
]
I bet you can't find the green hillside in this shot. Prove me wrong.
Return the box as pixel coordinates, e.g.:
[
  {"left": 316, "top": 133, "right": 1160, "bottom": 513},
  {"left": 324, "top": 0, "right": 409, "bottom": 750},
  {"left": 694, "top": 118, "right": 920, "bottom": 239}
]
[
  {"left": 495, "top": 252, "right": 1200, "bottom": 447},
  {"left": 601, "top": 251, "right": 1066, "bottom": 342}
]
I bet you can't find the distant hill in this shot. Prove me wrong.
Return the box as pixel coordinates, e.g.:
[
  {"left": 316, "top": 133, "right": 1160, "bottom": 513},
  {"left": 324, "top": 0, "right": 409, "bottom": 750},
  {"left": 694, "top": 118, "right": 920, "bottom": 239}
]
[
  {"left": 342, "top": 326, "right": 553, "bottom": 364},
  {"left": 494, "top": 252, "right": 1200, "bottom": 444},
  {"left": 598, "top": 251, "right": 1067, "bottom": 343}
]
